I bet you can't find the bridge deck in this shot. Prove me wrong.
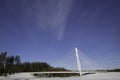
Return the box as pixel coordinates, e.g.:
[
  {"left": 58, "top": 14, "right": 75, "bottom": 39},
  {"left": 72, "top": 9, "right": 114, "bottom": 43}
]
[
  {"left": 32, "top": 71, "right": 96, "bottom": 74},
  {"left": 33, "top": 71, "right": 79, "bottom": 74}
]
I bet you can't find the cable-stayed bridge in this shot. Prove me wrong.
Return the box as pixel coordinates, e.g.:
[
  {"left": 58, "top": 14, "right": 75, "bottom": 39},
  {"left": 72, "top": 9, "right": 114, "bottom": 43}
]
[{"left": 33, "top": 47, "right": 100, "bottom": 77}]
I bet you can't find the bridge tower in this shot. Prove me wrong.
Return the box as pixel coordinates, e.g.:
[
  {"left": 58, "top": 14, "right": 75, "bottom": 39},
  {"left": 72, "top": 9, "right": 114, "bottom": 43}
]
[{"left": 75, "top": 47, "right": 82, "bottom": 76}]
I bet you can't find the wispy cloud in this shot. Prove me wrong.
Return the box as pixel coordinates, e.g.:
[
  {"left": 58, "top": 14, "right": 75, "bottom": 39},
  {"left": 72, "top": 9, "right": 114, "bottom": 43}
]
[{"left": 25, "top": 0, "right": 74, "bottom": 40}]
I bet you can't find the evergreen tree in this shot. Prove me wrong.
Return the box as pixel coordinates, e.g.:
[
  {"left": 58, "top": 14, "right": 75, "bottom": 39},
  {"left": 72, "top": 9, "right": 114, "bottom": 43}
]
[
  {"left": 14, "top": 55, "right": 21, "bottom": 72},
  {"left": 0, "top": 52, "right": 7, "bottom": 75}
]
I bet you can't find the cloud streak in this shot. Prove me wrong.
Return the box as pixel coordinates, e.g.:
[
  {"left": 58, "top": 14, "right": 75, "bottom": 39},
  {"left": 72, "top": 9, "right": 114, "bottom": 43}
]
[{"left": 25, "top": 0, "right": 74, "bottom": 40}]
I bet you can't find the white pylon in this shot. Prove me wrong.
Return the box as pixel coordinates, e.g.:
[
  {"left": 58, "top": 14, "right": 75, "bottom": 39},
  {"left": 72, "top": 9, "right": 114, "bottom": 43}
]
[{"left": 75, "top": 47, "right": 82, "bottom": 76}]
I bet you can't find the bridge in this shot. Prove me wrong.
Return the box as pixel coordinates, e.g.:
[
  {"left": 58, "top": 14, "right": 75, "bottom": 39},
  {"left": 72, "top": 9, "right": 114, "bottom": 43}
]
[
  {"left": 33, "top": 47, "right": 96, "bottom": 77},
  {"left": 33, "top": 71, "right": 95, "bottom": 74}
]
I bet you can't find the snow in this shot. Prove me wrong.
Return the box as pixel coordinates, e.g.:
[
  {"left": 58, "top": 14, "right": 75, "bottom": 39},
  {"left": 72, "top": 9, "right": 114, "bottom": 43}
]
[{"left": 0, "top": 72, "right": 120, "bottom": 80}]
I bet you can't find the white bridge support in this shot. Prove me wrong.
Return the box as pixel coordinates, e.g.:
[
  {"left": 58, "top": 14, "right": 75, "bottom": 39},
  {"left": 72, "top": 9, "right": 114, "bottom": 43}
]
[{"left": 75, "top": 47, "right": 82, "bottom": 76}]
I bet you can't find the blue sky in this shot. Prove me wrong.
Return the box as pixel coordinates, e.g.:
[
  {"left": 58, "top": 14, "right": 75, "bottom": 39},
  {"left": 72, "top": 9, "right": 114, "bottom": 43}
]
[{"left": 0, "top": 0, "right": 120, "bottom": 69}]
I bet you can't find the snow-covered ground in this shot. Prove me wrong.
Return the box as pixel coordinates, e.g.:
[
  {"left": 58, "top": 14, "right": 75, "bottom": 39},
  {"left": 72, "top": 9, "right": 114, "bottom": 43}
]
[{"left": 0, "top": 72, "right": 120, "bottom": 80}]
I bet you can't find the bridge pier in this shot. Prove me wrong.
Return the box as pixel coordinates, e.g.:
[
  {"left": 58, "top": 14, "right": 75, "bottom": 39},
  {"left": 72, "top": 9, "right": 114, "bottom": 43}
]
[{"left": 75, "top": 47, "right": 82, "bottom": 76}]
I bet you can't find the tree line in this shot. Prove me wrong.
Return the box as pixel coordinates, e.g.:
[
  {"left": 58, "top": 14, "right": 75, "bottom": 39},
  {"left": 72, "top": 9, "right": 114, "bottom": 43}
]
[
  {"left": 109, "top": 69, "right": 120, "bottom": 72},
  {"left": 0, "top": 51, "right": 21, "bottom": 75},
  {"left": 96, "top": 68, "right": 120, "bottom": 72},
  {"left": 0, "top": 51, "right": 67, "bottom": 76}
]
